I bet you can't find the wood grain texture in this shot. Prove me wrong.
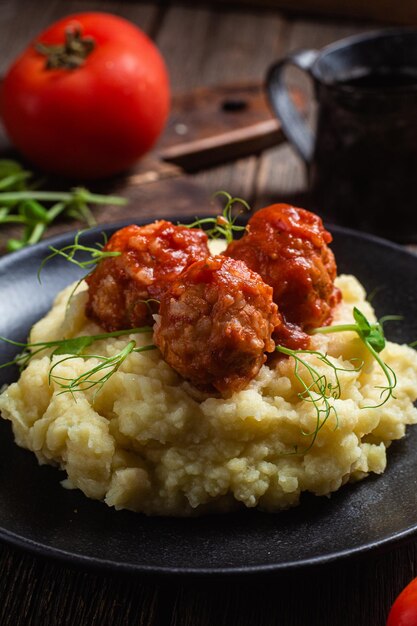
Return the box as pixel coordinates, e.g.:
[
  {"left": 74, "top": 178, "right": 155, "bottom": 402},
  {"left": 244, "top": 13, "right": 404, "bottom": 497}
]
[
  {"left": 0, "top": 0, "right": 159, "bottom": 74},
  {"left": 187, "top": 0, "right": 417, "bottom": 25},
  {"left": 157, "top": 3, "right": 289, "bottom": 200},
  {"left": 1, "top": 2, "right": 417, "bottom": 626},
  {"left": 158, "top": 83, "right": 297, "bottom": 171}
]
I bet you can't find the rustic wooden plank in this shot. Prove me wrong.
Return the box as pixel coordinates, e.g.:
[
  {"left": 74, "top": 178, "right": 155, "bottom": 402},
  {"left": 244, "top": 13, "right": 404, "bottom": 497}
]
[
  {"left": 189, "top": 0, "right": 417, "bottom": 25},
  {"left": 167, "top": 546, "right": 416, "bottom": 626},
  {"left": 156, "top": 4, "right": 290, "bottom": 202},
  {"left": 285, "top": 17, "right": 374, "bottom": 53},
  {"left": 0, "top": 542, "right": 412, "bottom": 626},
  {"left": 0, "top": 546, "right": 162, "bottom": 626},
  {"left": 0, "top": 0, "right": 159, "bottom": 75},
  {"left": 158, "top": 5, "right": 289, "bottom": 90}
]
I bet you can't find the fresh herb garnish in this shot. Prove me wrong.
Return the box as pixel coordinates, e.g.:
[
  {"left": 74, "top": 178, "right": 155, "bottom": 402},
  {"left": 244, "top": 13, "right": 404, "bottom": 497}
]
[
  {"left": 49, "top": 342, "right": 155, "bottom": 397},
  {"left": 276, "top": 308, "right": 398, "bottom": 452},
  {"left": 0, "top": 327, "right": 155, "bottom": 397},
  {"left": 0, "top": 327, "right": 152, "bottom": 370},
  {"left": 184, "top": 191, "right": 250, "bottom": 243},
  {"left": 275, "top": 345, "right": 362, "bottom": 453},
  {"left": 311, "top": 307, "right": 397, "bottom": 408},
  {"left": 37, "top": 230, "right": 121, "bottom": 281},
  {"left": 0, "top": 159, "right": 127, "bottom": 252}
]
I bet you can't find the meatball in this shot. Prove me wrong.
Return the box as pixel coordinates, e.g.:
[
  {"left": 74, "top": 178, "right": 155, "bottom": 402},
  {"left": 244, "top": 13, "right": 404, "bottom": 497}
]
[
  {"left": 225, "top": 204, "right": 341, "bottom": 344},
  {"left": 86, "top": 221, "right": 210, "bottom": 331},
  {"left": 154, "top": 256, "right": 281, "bottom": 395}
]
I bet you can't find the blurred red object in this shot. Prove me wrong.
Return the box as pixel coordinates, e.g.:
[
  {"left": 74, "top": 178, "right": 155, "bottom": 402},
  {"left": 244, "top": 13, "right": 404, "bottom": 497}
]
[{"left": 1, "top": 12, "right": 170, "bottom": 179}]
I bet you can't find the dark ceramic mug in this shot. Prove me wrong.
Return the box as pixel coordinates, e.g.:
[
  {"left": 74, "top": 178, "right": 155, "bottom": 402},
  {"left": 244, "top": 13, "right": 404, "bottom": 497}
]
[{"left": 267, "top": 29, "right": 417, "bottom": 242}]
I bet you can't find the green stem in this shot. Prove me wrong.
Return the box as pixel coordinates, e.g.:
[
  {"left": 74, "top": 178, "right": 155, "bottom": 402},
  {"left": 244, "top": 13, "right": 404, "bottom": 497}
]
[
  {"left": 0, "top": 172, "right": 31, "bottom": 190},
  {"left": 27, "top": 222, "right": 46, "bottom": 245},
  {"left": 361, "top": 340, "right": 396, "bottom": 407},
  {"left": 311, "top": 323, "right": 358, "bottom": 335},
  {"left": 0, "top": 190, "right": 127, "bottom": 205},
  {"left": 0, "top": 215, "right": 27, "bottom": 224},
  {"left": 275, "top": 345, "right": 294, "bottom": 357},
  {"left": 28, "top": 327, "right": 152, "bottom": 350},
  {"left": 69, "top": 327, "right": 153, "bottom": 342},
  {"left": 46, "top": 201, "right": 66, "bottom": 222},
  {"left": 0, "top": 327, "right": 152, "bottom": 351}
]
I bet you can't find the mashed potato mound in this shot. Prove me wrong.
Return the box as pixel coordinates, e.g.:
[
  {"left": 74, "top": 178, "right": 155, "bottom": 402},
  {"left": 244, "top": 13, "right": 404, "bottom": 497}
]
[{"left": 1, "top": 274, "right": 417, "bottom": 516}]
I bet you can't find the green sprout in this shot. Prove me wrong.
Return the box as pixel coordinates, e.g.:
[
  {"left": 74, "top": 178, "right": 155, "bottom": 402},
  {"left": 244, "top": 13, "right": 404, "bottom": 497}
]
[
  {"left": 311, "top": 307, "right": 397, "bottom": 408},
  {"left": 184, "top": 191, "right": 250, "bottom": 243},
  {"left": 0, "top": 159, "right": 127, "bottom": 252},
  {"left": 275, "top": 345, "right": 362, "bottom": 453},
  {"left": 49, "top": 342, "right": 155, "bottom": 397},
  {"left": 37, "top": 230, "right": 121, "bottom": 281},
  {"left": 0, "top": 327, "right": 153, "bottom": 387},
  {"left": 276, "top": 307, "right": 398, "bottom": 453}
]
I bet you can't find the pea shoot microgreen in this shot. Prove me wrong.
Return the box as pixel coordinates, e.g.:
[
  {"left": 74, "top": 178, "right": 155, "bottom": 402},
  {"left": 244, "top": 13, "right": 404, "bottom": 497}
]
[
  {"left": 0, "top": 159, "right": 127, "bottom": 252},
  {"left": 276, "top": 307, "right": 398, "bottom": 453},
  {"left": 49, "top": 342, "right": 155, "bottom": 397},
  {"left": 37, "top": 230, "right": 121, "bottom": 281},
  {"left": 184, "top": 191, "right": 250, "bottom": 243},
  {"left": 275, "top": 345, "right": 362, "bottom": 453},
  {"left": 0, "top": 327, "right": 154, "bottom": 397},
  {"left": 312, "top": 307, "right": 397, "bottom": 408}
]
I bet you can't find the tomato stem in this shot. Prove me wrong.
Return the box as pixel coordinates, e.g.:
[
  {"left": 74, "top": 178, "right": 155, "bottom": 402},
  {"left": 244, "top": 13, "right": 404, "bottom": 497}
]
[{"left": 35, "top": 27, "right": 95, "bottom": 70}]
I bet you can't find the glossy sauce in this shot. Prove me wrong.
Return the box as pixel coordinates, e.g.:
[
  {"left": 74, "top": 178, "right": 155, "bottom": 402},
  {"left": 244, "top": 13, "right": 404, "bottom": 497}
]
[{"left": 225, "top": 204, "right": 341, "bottom": 349}]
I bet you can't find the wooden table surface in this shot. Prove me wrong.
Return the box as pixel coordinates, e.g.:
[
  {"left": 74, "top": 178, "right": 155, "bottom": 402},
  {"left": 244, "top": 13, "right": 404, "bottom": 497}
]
[{"left": 0, "top": 1, "right": 416, "bottom": 624}]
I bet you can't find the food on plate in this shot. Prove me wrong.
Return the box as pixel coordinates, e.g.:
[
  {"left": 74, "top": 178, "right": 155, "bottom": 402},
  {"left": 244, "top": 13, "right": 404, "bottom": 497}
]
[
  {"left": 1, "top": 12, "right": 169, "bottom": 179},
  {"left": 225, "top": 203, "right": 341, "bottom": 347},
  {"left": 1, "top": 205, "right": 417, "bottom": 517},
  {"left": 154, "top": 255, "right": 280, "bottom": 394},
  {"left": 386, "top": 576, "right": 417, "bottom": 626},
  {"left": 1, "top": 274, "right": 416, "bottom": 516},
  {"left": 86, "top": 221, "right": 210, "bottom": 330}
]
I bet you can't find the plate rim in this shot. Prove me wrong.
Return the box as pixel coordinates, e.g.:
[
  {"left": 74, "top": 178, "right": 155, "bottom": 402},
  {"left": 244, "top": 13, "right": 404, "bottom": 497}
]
[{"left": 1, "top": 510, "right": 417, "bottom": 577}]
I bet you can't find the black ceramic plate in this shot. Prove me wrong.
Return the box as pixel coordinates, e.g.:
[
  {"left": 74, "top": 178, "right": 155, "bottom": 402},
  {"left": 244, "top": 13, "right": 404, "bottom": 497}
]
[{"left": 1, "top": 220, "right": 417, "bottom": 576}]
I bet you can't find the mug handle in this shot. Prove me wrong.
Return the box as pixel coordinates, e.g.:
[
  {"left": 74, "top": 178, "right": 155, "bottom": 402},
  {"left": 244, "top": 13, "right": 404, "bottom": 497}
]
[{"left": 267, "top": 49, "right": 319, "bottom": 163}]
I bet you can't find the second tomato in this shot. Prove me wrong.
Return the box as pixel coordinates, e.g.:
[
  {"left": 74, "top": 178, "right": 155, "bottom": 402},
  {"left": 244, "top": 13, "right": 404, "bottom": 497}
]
[{"left": 387, "top": 577, "right": 417, "bottom": 626}]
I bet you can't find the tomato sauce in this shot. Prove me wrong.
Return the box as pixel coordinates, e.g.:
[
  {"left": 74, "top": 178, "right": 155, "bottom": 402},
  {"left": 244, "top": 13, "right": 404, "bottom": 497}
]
[{"left": 225, "top": 204, "right": 341, "bottom": 349}]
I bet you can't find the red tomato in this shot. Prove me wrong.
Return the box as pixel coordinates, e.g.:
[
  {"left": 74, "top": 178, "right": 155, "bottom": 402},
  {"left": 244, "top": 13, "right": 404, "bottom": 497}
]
[
  {"left": 0, "top": 12, "right": 170, "bottom": 179},
  {"left": 387, "top": 577, "right": 417, "bottom": 626}
]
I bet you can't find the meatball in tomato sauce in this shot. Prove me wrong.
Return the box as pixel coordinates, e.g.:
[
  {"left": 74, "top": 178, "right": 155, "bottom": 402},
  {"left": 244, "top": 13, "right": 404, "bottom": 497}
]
[
  {"left": 154, "top": 256, "right": 280, "bottom": 395},
  {"left": 86, "top": 221, "right": 210, "bottom": 331},
  {"left": 225, "top": 204, "right": 341, "bottom": 341}
]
